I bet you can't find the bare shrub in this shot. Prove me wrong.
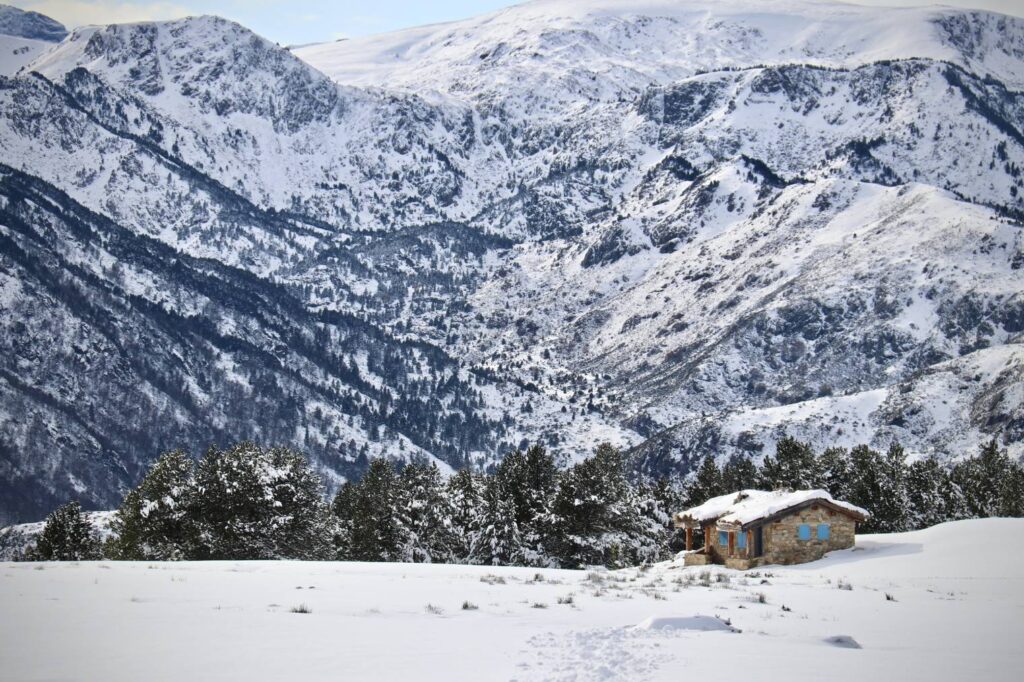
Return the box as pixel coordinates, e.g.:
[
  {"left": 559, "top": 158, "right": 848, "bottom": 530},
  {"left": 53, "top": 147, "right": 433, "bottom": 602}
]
[{"left": 480, "top": 574, "right": 506, "bottom": 585}]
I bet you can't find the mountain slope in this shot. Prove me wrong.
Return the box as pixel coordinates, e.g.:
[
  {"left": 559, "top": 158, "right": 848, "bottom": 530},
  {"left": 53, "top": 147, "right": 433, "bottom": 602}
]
[
  {"left": 298, "top": 1, "right": 1024, "bottom": 465},
  {"left": 0, "top": 4, "right": 66, "bottom": 42},
  {"left": 0, "top": 1, "right": 1022, "bottom": 521},
  {"left": 0, "top": 3, "right": 63, "bottom": 77}
]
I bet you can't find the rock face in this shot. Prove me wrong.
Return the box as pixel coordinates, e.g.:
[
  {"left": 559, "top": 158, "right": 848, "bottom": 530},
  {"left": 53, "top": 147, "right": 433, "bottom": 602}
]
[
  {"left": 757, "top": 506, "right": 857, "bottom": 567},
  {"left": 1, "top": 0, "right": 1023, "bottom": 522},
  {"left": 0, "top": 4, "right": 66, "bottom": 42}
]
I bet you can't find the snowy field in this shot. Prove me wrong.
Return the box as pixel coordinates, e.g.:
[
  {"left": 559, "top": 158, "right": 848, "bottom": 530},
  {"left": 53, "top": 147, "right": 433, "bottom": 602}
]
[{"left": 2, "top": 519, "right": 1022, "bottom": 681}]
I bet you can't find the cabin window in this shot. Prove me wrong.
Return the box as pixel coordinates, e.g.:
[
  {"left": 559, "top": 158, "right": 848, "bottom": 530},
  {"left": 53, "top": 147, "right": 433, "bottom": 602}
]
[
  {"left": 736, "top": 531, "right": 747, "bottom": 550},
  {"left": 798, "top": 524, "right": 811, "bottom": 541},
  {"left": 719, "top": 531, "right": 728, "bottom": 547},
  {"left": 817, "top": 524, "right": 831, "bottom": 540}
]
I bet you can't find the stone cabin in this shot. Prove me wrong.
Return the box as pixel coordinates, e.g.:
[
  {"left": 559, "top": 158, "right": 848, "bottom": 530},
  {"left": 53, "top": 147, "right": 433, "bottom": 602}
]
[{"left": 674, "top": 489, "right": 869, "bottom": 570}]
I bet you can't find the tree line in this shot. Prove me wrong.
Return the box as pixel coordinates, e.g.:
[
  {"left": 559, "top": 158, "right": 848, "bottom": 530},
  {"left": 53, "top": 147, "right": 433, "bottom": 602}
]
[
  {"left": 14, "top": 437, "right": 1024, "bottom": 565},
  {"left": 685, "top": 437, "right": 1024, "bottom": 535}
]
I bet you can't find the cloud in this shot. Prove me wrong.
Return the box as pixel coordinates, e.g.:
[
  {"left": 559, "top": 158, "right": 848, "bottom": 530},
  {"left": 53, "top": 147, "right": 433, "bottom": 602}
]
[{"left": 15, "top": 1, "right": 194, "bottom": 28}]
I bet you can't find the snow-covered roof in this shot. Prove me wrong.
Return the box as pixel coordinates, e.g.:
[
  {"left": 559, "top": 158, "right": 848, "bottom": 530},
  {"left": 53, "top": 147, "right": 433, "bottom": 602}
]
[{"left": 675, "top": 489, "right": 869, "bottom": 528}]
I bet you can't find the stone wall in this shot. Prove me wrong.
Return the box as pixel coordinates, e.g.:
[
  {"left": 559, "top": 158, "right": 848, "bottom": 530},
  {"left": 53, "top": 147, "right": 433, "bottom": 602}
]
[
  {"left": 704, "top": 524, "right": 729, "bottom": 564},
  {"left": 761, "top": 505, "right": 857, "bottom": 565},
  {"left": 685, "top": 505, "right": 859, "bottom": 568}
]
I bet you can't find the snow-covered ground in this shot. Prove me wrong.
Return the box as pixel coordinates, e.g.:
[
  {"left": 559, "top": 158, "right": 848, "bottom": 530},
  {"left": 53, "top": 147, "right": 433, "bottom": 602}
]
[
  {"left": 0, "top": 34, "right": 51, "bottom": 75},
  {"left": 1, "top": 518, "right": 1021, "bottom": 681}
]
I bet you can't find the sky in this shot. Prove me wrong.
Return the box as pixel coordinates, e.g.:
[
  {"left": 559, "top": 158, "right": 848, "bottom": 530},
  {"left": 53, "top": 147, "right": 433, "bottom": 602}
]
[{"left": 8, "top": 0, "right": 1024, "bottom": 46}]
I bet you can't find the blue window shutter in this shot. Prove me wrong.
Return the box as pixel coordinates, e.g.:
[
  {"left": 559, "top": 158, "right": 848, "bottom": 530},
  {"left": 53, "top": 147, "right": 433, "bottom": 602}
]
[
  {"left": 737, "top": 531, "right": 747, "bottom": 549},
  {"left": 817, "top": 524, "right": 831, "bottom": 540},
  {"left": 719, "top": 531, "right": 728, "bottom": 546},
  {"left": 798, "top": 524, "right": 811, "bottom": 541}
]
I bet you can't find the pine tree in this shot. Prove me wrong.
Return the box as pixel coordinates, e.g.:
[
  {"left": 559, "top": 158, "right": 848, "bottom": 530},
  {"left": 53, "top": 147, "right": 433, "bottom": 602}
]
[
  {"left": 263, "top": 446, "right": 336, "bottom": 561},
  {"left": 109, "top": 449, "right": 197, "bottom": 560},
  {"left": 30, "top": 501, "right": 101, "bottom": 561},
  {"left": 954, "top": 439, "right": 1012, "bottom": 518},
  {"left": 873, "top": 442, "right": 911, "bottom": 533},
  {"left": 446, "top": 469, "right": 484, "bottom": 564},
  {"left": 475, "top": 474, "right": 523, "bottom": 566},
  {"left": 847, "top": 444, "right": 884, "bottom": 532},
  {"left": 760, "top": 436, "right": 819, "bottom": 490},
  {"left": 633, "top": 478, "right": 679, "bottom": 562},
  {"left": 330, "top": 481, "right": 359, "bottom": 559},
  {"left": 349, "top": 458, "right": 405, "bottom": 562},
  {"left": 396, "top": 461, "right": 453, "bottom": 563},
  {"left": 650, "top": 476, "right": 687, "bottom": 553},
  {"left": 110, "top": 488, "right": 147, "bottom": 561},
  {"left": 1000, "top": 461, "right": 1024, "bottom": 517},
  {"left": 906, "top": 456, "right": 952, "bottom": 530},
  {"left": 495, "top": 444, "right": 559, "bottom": 564},
  {"left": 685, "top": 455, "right": 724, "bottom": 507},
  {"left": 192, "top": 443, "right": 266, "bottom": 559},
  {"left": 549, "top": 443, "right": 645, "bottom": 568},
  {"left": 721, "top": 455, "right": 758, "bottom": 492},
  {"left": 817, "top": 446, "right": 851, "bottom": 500},
  {"left": 943, "top": 467, "right": 972, "bottom": 522},
  {"left": 192, "top": 443, "right": 334, "bottom": 560}
]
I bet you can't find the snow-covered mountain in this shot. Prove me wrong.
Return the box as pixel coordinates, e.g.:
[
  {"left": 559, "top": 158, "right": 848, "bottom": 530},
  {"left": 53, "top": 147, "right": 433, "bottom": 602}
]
[
  {"left": 0, "top": 4, "right": 65, "bottom": 76},
  {"left": 1, "top": 0, "right": 1022, "bottom": 522},
  {"left": 0, "top": 4, "right": 66, "bottom": 42}
]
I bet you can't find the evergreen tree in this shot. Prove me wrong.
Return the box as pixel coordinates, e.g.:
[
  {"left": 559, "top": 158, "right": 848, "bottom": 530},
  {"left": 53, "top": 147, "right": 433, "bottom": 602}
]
[
  {"left": 396, "top": 461, "right": 453, "bottom": 563},
  {"left": 846, "top": 444, "right": 884, "bottom": 532},
  {"left": 954, "top": 439, "right": 1012, "bottom": 518},
  {"left": 760, "top": 436, "right": 819, "bottom": 490},
  {"left": 906, "top": 456, "right": 951, "bottom": 530},
  {"left": 110, "top": 488, "right": 147, "bottom": 561},
  {"left": 348, "top": 458, "right": 405, "bottom": 562},
  {"left": 549, "top": 443, "right": 647, "bottom": 568},
  {"left": 495, "top": 444, "right": 559, "bottom": 564},
  {"left": 721, "top": 455, "right": 758, "bottom": 492},
  {"left": 633, "top": 478, "right": 680, "bottom": 561},
  {"left": 817, "top": 446, "right": 851, "bottom": 500},
  {"left": 192, "top": 443, "right": 334, "bottom": 560},
  {"left": 29, "top": 501, "right": 101, "bottom": 561},
  {"left": 446, "top": 469, "right": 484, "bottom": 564},
  {"left": 873, "top": 442, "right": 911, "bottom": 533},
  {"left": 1000, "top": 460, "right": 1024, "bottom": 517},
  {"left": 474, "top": 474, "right": 523, "bottom": 566},
  {"left": 649, "top": 476, "right": 688, "bottom": 553},
  {"left": 685, "top": 455, "right": 724, "bottom": 507},
  {"left": 109, "top": 449, "right": 197, "bottom": 560},
  {"left": 943, "top": 467, "right": 972, "bottom": 522},
  {"left": 495, "top": 444, "right": 561, "bottom": 561},
  {"left": 263, "top": 446, "right": 336, "bottom": 561},
  {"left": 330, "top": 481, "right": 359, "bottom": 559}
]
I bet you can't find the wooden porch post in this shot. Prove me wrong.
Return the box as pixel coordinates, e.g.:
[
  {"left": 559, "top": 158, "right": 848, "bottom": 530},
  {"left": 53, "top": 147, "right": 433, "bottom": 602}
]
[
  {"left": 685, "top": 527, "right": 693, "bottom": 551},
  {"left": 747, "top": 530, "right": 753, "bottom": 558}
]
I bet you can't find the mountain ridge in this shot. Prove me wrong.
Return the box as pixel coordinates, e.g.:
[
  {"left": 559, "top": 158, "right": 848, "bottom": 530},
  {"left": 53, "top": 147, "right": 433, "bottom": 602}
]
[
  {"left": 0, "top": 1, "right": 1021, "bottom": 522},
  {"left": 0, "top": 4, "right": 66, "bottom": 43}
]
